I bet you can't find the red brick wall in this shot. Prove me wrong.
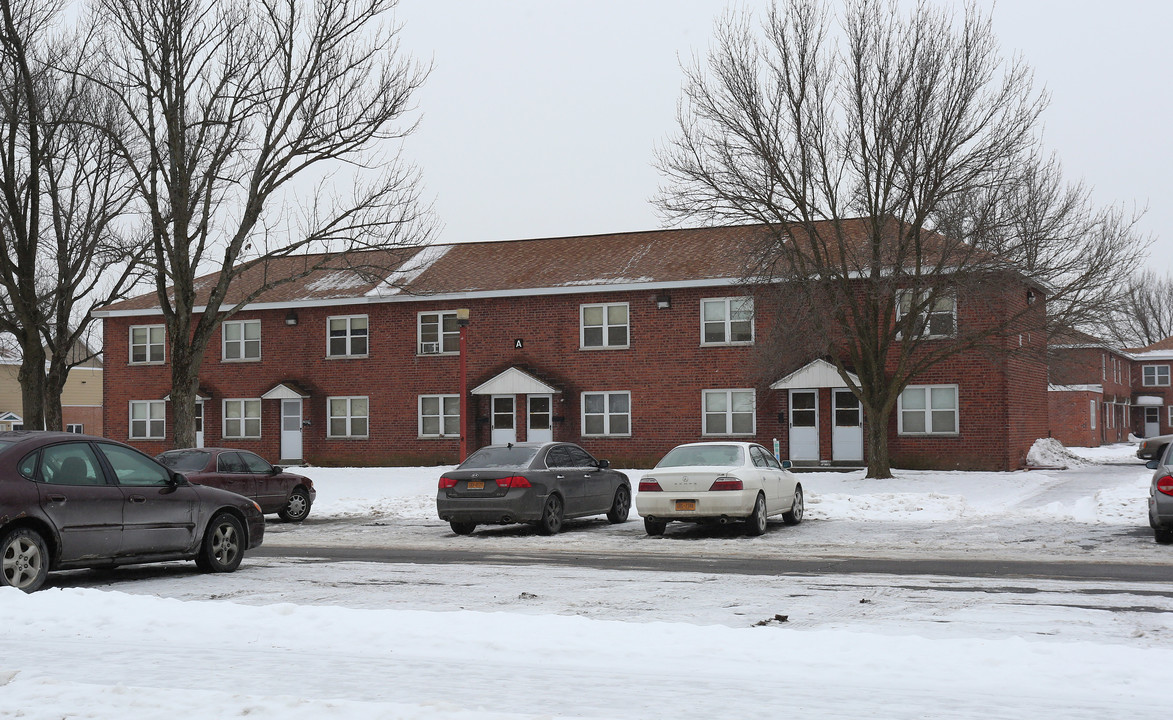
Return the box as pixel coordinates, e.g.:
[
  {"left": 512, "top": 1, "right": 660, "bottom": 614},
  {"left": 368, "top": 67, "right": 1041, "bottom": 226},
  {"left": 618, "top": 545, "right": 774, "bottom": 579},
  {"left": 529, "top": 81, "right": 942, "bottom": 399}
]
[
  {"left": 1048, "top": 390, "right": 1099, "bottom": 448},
  {"left": 103, "top": 279, "right": 1047, "bottom": 471}
]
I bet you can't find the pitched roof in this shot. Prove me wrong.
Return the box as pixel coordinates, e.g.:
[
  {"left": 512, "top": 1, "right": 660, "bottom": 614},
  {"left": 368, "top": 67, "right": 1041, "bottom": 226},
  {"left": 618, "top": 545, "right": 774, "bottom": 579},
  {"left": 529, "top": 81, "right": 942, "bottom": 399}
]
[
  {"left": 1126, "top": 335, "right": 1173, "bottom": 360},
  {"left": 96, "top": 218, "right": 1009, "bottom": 316}
]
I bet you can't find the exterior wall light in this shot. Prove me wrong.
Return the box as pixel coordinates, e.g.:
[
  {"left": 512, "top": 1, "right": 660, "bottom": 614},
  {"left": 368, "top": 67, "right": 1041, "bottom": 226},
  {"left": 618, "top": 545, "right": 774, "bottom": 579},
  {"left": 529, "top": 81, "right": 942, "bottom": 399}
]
[
  {"left": 655, "top": 293, "right": 671, "bottom": 309},
  {"left": 285, "top": 309, "right": 299, "bottom": 326}
]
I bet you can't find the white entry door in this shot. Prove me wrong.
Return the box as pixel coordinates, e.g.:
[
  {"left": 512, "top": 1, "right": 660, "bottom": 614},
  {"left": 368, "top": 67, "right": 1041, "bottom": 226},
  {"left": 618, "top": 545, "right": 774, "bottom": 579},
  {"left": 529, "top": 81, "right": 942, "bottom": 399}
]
[
  {"left": 789, "top": 390, "right": 819, "bottom": 461},
  {"left": 832, "top": 389, "right": 863, "bottom": 462},
  {"left": 1145, "top": 407, "right": 1160, "bottom": 438},
  {"left": 194, "top": 401, "right": 204, "bottom": 449},
  {"left": 491, "top": 395, "right": 517, "bottom": 445},
  {"left": 281, "top": 399, "right": 303, "bottom": 461},
  {"left": 527, "top": 395, "right": 553, "bottom": 443}
]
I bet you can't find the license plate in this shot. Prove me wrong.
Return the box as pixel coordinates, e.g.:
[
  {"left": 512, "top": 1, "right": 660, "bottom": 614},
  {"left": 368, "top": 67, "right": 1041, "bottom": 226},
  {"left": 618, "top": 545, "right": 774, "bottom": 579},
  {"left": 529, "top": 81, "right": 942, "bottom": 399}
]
[
  {"left": 467, "top": 481, "right": 484, "bottom": 490},
  {"left": 675, "top": 500, "right": 696, "bottom": 511}
]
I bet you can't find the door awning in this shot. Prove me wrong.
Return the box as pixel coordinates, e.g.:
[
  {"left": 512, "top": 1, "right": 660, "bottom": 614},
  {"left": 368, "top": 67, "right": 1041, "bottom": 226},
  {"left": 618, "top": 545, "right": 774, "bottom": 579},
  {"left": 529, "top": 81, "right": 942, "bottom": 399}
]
[
  {"left": 770, "top": 359, "right": 859, "bottom": 390},
  {"left": 0, "top": 411, "right": 21, "bottom": 423},
  {"left": 472, "top": 367, "right": 560, "bottom": 396},
  {"left": 261, "top": 382, "right": 311, "bottom": 400}
]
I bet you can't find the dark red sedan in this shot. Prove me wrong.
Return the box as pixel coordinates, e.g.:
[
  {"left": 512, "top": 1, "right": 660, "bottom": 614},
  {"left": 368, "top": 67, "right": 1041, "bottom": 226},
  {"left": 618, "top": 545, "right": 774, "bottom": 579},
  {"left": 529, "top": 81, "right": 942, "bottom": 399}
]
[
  {"left": 157, "top": 448, "right": 315, "bottom": 522},
  {"left": 0, "top": 431, "right": 264, "bottom": 592}
]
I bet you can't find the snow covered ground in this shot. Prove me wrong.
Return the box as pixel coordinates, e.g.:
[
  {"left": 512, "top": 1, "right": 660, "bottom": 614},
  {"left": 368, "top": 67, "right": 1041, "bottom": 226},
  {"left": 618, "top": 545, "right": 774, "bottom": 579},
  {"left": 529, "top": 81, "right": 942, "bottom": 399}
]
[{"left": 3, "top": 442, "right": 1170, "bottom": 719}]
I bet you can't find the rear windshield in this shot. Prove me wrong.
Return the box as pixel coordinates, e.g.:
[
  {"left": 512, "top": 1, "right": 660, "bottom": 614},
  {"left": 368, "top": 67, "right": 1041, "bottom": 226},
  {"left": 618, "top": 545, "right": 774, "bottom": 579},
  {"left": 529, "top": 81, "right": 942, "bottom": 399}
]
[
  {"left": 656, "top": 445, "right": 744, "bottom": 468},
  {"left": 461, "top": 446, "right": 539, "bottom": 469},
  {"left": 157, "top": 450, "right": 211, "bottom": 472}
]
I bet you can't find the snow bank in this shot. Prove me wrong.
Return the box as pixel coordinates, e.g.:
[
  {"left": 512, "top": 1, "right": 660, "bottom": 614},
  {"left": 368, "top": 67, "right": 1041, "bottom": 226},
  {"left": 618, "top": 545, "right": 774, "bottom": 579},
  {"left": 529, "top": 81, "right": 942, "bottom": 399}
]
[{"left": 1027, "top": 438, "right": 1089, "bottom": 468}]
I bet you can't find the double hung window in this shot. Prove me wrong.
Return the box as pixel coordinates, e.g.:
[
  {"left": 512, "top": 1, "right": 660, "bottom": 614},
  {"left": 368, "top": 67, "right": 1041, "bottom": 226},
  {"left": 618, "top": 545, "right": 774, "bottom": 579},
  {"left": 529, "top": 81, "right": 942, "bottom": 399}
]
[
  {"left": 223, "top": 399, "right": 261, "bottom": 439},
  {"left": 419, "top": 395, "right": 459, "bottom": 437},
  {"left": 581, "top": 391, "right": 631, "bottom": 436},
  {"left": 130, "top": 325, "right": 166, "bottom": 364},
  {"left": 222, "top": 320, "right": 261, "bottom": 361},
  {"left": 418, "top": 312, "right": 459, "bottom": 355},
  {"left": 701, "top": 298, "right": 753, "bottom": 345},
  {"left": 328, "top": 316, "right": 368, "bottom": 357},
  {"left": 329, "top": 397, "right": 369, "bottom": 438},
  {"left": 129, "top": 400, "right": 166, "bottom": 439},
  {"left": 898, "top": 385, "right": 959, "bottom": 435},
  {"left": 703, "top": 389, "right": 755, "bottom": 435},
  {"left": 580, "top": 303, "right": 629, "bottom": 349}
]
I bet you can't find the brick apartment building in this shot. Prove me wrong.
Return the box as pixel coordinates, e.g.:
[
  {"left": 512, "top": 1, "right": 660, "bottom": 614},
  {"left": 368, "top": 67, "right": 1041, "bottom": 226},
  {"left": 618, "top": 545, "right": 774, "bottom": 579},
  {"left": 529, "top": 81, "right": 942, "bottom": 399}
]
[{"left": 97, "top": 223, "right": 1050, "bottom": 471}]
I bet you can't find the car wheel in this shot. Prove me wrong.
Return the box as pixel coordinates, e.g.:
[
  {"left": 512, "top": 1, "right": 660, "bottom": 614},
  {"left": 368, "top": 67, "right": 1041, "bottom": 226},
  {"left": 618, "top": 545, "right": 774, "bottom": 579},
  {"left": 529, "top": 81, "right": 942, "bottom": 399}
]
[
  {"left": 537, "top": 494, "right": 564, "bottom": 535},
  {"left": 1155, "top": 526, "right": 1173, "bottom": 545},
  {"left": 745, "top": 493, "right": 767, "bottom": 536},
  {"left": 643, "top": 517, "right": 667, "bottom": 536},
  {"left": 782, "top": 485, "right": 804, "bottom": 525},
  {"left": 450, "top": 521, "right": 477, "bottom": 535},
  {"left": 1, "top": 527, "right": 48, "bottom": 593},
  {"left": 278, "top": 488, "right": 312, "bottom": 522},
  {"left": 606, "top": 486, "right": 631, "bottom": 524},
  {"left": 196, "top": 513, "right": 245, "bottom": 573}
]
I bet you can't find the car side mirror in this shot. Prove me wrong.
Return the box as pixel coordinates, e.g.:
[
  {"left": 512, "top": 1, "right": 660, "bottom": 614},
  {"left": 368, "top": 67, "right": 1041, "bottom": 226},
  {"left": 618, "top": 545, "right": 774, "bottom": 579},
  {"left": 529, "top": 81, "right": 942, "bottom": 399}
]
[
  {"left": 781, "top": 460, "right": 793, "bottom": 469},
  {"left": 169, "top": 471, "right": 187, "bottom": 486},
  {"left": 597, "top": 459, "right": 611, "bottom": 470},
  {"left": 1146, "top": 460, "right": 1158, "bottom": 470},
  {"left": 272, "top": 466, "right": 283, "bottom": 474}
]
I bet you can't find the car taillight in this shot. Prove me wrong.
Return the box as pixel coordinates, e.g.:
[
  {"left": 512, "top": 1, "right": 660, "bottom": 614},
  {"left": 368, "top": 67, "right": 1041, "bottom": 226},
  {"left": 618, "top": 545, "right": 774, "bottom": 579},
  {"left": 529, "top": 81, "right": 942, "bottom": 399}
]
[
  {"left": 438, "top": 475, "right": 458, "bottom": 489},
  {"left": 1158, "top": 476, "right": 1173, "bottom": 496},
  {"left": 639, "top": 479, "right": 663, "bottom": 492},
  {"left": 709, "top": 477, "right": 743, "bottom": 491},
  {"left": 496, "top": 476, "right": 531, "bottom": 489}
]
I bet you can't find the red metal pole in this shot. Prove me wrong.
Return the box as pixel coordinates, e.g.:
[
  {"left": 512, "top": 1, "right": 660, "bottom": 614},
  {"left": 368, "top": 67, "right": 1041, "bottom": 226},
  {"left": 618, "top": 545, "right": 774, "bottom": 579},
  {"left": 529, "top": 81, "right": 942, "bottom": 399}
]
[{"left": 459, "top": 323, "right": 468, "bottom": 462}]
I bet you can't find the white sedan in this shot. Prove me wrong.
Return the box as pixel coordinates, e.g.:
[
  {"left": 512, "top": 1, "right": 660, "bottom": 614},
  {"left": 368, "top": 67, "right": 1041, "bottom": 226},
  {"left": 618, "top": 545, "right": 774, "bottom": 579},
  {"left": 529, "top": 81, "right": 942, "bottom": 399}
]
[{"left": 635, "top": 442, "right": 803, "bottom": 536}]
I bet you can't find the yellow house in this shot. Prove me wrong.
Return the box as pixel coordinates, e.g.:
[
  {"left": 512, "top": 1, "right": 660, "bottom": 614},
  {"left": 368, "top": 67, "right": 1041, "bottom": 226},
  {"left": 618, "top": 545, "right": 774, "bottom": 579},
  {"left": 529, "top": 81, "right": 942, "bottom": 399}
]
[{"left": 0, "top": 336, "right": 103, "bottom": 435}]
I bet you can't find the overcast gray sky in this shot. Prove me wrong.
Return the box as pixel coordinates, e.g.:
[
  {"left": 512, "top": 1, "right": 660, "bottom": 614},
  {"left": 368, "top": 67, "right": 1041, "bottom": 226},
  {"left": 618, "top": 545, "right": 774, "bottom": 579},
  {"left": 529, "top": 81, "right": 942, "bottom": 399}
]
[{"left": 396, "top": 1, "right": 1172, "bottom": 271}]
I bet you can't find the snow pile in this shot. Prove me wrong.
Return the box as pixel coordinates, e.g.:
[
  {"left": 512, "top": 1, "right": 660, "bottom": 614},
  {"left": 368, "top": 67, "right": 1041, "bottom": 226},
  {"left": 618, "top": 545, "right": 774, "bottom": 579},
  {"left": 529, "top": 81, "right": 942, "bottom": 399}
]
[{"left": 1027, "top": 438, "right": 1089, "bottom": 468}]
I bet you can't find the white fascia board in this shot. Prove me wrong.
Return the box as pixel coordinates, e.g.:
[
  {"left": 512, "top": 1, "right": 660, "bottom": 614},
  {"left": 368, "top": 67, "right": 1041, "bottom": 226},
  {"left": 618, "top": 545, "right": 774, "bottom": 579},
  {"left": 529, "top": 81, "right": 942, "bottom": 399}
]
[
  {"left": 1047, "top": 384, "right": 1104, "bottom": 393},
  {"left": 92, "top": 277, "right": 748, "bottom": 318}
]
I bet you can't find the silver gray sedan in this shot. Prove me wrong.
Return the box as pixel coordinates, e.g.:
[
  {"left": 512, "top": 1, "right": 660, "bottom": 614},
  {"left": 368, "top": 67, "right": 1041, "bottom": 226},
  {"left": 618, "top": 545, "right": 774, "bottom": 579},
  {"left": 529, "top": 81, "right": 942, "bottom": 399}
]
[
  {"left": 1144, "top": 447, "right": 1173, "bottom": 543},
  {"left": 436, "top": 442, "right": 631, "bottom": 535}
]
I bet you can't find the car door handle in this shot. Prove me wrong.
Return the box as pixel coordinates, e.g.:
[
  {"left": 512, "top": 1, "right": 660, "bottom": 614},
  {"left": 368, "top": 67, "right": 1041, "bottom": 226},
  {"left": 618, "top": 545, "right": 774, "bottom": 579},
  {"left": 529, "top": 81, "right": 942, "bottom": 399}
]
[
  {"left": 47, "top": 494, "right": 66, "bottom": 503},
  {"left": 556, "top": 474, "right": 565, "bottom": 479},
  {"left": 127, "top": 495, "right": 147, "bottom": 504}
]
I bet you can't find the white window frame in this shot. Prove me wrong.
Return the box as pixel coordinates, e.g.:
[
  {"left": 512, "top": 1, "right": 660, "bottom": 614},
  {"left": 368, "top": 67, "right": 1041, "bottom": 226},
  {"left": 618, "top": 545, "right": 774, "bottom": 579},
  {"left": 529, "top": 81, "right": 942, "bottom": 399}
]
[
  {"left": 579, "top": 302, "right": 630, "bottom": 349},
  {"left": 581, "top": 391, "right": 631, "bottom": 437},
  {"left": 1090, "top": 400, "right": 1097, "bottom": 430},
  {"left": 129, "top": 400, "right": 166, "bottom": 440},
  {"left": 1142, "top": 365, "right": 1170, "bottom": 387},
  {"left": 222, "top": 399, "right": 262, "bottom": 439},
  {"left": 1168, "top": 405, "right": 1173, "bottom": 427},
  {"left": 129, "top": 325, "right": 166, "bottom": 365},
  {"left": 417, "top": 311, "right": 459, "bottom": 355},
  {"left": 898, "top": 384, "right": 960, "bottom": 436},
  {"left": 221, "top": 319, "right": 261, "bottom": 362},
  {"left": 419, "top": 394, "right": 460, "bottom": 437},
  {"left": 700, "top": 297, "right": 754, "bottom": 346},
  {"left": 702, "top": 389, "right": 756, "bottom": 436},
  {"left": 328, "top": 396, "right": 369, "bottom": 438},
  {"left": 327, "top": 315, "right": 369, "bottom": 358},
  {"left": 895, "top": 290, "right": 957, "bottom": 340},
  {"left": 66, "top": 424, "right": 84, "bottom": 434}
]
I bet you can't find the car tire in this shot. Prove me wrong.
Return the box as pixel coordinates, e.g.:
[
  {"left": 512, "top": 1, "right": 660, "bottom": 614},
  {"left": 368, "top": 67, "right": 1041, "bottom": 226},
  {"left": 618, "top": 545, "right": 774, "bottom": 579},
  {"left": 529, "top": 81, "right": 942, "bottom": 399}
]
[
  {"left": 1, "top": 527, "right": 48, "bottom": 593},
  {"left": 196, "top": 513, "right": 245, "bottom": 573},
  {"left": 606, "top": 486, "right": 631, "bottom": 524},
  {"left": 1155, "top": 526, "right": 1173, "bottom": 545},
  {"left": 278, "top": 488, "right": 312, "bottom": 523},
  {"left": 745, "top": 493, "right": 767, "bottom": 536},
  {"left": 782, "top": 485, "right": 804, "bottom": 525},
  {"left": 537, "top": 494, "right": 564, "bottom": 535},
  {"left": 643, "top": 517, "right": 667, "bottom": 536},
  {"left": 450, "top": 521, "right": 476, "bottom": 535}
]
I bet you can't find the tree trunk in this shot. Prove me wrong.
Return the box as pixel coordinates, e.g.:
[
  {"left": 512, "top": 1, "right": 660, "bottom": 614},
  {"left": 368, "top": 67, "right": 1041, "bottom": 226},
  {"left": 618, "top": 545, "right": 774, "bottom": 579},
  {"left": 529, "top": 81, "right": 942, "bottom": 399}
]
[
  {"left": 43, "top": 361, "right": 66, "bottom": 432},
  {"left": 16, "top": 348, "right": 45, "bottom": 431},
  {"left": 168, "top": 341, "right": 204, "bottom": 449},
  {"left": 864, "top": 403, "right": 893, "bottom": 479}
]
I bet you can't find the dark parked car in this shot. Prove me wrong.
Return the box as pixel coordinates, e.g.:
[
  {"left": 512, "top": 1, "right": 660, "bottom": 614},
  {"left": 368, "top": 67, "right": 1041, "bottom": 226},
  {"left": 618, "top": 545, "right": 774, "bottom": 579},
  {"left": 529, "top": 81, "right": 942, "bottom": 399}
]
[
  {"left": 1144, "top": 445, "right": 1173, "bottom": 543},
  {"left": 436, "top": 442, "right": 631, "bottom": 535},
  {"left": 156, "top": 448, "right": 315, "bottom": 522},
  {"left": 0, "top": 431, "right": 264, "bottom": 592}
]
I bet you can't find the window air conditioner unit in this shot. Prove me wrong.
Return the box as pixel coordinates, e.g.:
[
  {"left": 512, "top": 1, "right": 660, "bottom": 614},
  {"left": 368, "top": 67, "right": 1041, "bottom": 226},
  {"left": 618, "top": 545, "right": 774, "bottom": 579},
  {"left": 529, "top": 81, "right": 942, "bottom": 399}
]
[{"left": 421, "top": 342, "right": 441, "bottom": 354}]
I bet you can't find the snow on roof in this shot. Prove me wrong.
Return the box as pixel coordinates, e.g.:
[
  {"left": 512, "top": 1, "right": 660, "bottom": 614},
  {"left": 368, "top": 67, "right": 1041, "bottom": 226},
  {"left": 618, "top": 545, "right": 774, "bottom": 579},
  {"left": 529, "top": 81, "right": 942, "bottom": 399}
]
[{"left": 368, "top": 244, "right": 453, "bottom": 297}]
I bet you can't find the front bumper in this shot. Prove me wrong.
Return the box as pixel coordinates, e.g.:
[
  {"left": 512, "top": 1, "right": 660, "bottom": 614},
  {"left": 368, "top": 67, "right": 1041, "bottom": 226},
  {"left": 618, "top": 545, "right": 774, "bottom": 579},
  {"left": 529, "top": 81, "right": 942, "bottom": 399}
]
[{"left": 245, "top": 511, "right": 265, "bottom": 549}]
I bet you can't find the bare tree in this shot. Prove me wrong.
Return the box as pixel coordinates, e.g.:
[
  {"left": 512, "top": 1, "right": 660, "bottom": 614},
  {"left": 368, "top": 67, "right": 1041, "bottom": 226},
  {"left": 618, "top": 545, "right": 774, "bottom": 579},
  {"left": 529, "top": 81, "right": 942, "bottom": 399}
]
[
  {"left": 1096, "top": 271, "right": 1173, "bottom": 349},
  {"left": 0, "top": 0, "right": 143, "bottom": 431},
  {"left": 88, "top": 0, "right": 433, "bottom": 447},
  {"left": 656, "top": 0, "right": 1145, "bottom": 477}
]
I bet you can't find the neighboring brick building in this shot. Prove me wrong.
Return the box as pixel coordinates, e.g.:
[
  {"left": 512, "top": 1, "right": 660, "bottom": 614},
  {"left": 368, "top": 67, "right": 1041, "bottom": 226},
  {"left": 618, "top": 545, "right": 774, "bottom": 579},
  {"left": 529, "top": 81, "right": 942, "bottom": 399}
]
[
  {"left": 1124, "top": 336, "right": 1173, "bottom": 439},
  {"left": 97, "top": 223, "right": 1050, "bottom": 471},
  {"left": 1048, "top": 330, "right": 1135, "bottom": 447}
]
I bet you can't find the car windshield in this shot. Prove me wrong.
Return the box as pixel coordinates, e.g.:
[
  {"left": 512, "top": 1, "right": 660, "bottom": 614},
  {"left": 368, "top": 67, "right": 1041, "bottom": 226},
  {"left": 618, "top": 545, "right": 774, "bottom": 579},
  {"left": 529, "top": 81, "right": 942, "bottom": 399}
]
[
  {"left": 461, "top": 446, "right": 540, "bottom": 469},
  {"left": 157, "top": 450, "right": 211, "bottom": 472},
  {"left": 656, "top": 445, "right": 744, "bottom": 468}
]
